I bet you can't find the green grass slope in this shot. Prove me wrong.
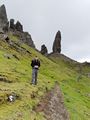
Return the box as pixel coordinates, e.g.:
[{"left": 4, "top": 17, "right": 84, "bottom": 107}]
[
  {"left": 48, "top": 53, "right": 90, "bottom": 120},
  {"left": 0, "top": 33, "right": 90, "bottom": 120}
]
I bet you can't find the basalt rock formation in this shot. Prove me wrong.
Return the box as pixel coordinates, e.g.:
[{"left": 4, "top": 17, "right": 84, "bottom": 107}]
[
  {"left": 21, "top": 32, "right": 35, "bottom": 48},
  {"left": 10, "top": 19, "right": 15, "bottom": 30},
  {"left": 52, "top": 30, "right": 61, "bottom": 53},
  {"left": 0, "top": 4, "right": 8, "bottom": 33},
  {"left": 10, "top": 19, "right": 23, "bottom": 32},
  {"left": 41, "top": 44, "right": 48, "bottom": 55},
  {"left": 15, "top": 21, "right": 23, "bottom": 32},
  {"left": 0, "top": 4, "right": 35, "bottom": 48}
]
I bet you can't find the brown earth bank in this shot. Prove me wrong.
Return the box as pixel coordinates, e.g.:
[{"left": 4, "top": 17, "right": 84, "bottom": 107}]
[{"left": 35, "top": 82, "right": 70, "bottom": 120}]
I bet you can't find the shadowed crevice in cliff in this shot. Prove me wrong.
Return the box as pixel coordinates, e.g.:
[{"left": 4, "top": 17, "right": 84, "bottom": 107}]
[{"left": 36, "top": 82, "right": 70, "bottom": 120}]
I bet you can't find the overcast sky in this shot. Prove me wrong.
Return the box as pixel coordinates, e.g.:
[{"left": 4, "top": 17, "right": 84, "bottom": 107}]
[{"left": 0, "top": 0, "right": 90, "bottom": 62}]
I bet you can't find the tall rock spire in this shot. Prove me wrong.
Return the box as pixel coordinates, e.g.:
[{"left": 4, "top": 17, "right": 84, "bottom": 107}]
[
  {"left": 0, "top": 4, "right": 8, "bottom": 27},
  {"left": 52, "top": 30, "right": 61, "bottom": 53}
]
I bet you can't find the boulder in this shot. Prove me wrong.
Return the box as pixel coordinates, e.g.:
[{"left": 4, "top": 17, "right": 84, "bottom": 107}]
[
  {"left": 41, "top": 44, "right": 48, "bottom": 55},
  {"left": 52, "top": 30, "right": 61, "bottom": 53}
]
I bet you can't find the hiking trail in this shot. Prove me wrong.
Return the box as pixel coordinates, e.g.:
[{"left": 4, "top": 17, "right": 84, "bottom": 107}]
[{"left": 36, "top": 82, "right": 70, "bottom": 120}]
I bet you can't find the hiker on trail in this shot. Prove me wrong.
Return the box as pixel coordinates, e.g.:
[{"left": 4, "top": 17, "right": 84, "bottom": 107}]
[{"left": 31, "top": 56, "right": 40, "bottom": 85}]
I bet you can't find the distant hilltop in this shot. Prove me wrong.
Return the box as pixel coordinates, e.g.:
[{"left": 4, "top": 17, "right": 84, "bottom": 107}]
[{"left": 0, "top": 4, "right": 35, "bottom": 48}]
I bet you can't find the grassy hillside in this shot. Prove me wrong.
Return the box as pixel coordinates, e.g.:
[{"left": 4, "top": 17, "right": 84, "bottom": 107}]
[
  {"left": 0, "top": 33, "right": 90, "bottom": 120},
  {"left": 48, "top": 53, "right": 90, "bottom": 120}
]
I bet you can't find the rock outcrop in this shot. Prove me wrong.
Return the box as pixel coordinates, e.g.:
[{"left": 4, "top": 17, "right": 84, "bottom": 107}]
[
  {"left": 15, "top": 21, "right": 23, "bottom": 32},
  {"left": 12, "top": 31, "right": 35, "bottom": 48},
  {"left": 10, "top": 19, "right": 23, "bottom": 32},
  {"left": 10, "top": 19, "right": 15, "bottom": 30},
  {"left": 0, "top": 4, "right": 35, "bottom": 48},
  {"left": 22, "top": 32, "right": 35, "bottom": 48},
  {"left": 41, "top": 44, "right": 48, "bottom": 55},
  {"left": 52, "top": 30, "right": 61, "bottom": 53},
  {"left": 0, "top": 4, "right": 8, "bottom": 33}
]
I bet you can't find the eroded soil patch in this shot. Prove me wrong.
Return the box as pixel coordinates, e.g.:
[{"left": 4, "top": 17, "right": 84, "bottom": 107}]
[{"left": 36, "top": 83, "right": 69, "bottom": 120}]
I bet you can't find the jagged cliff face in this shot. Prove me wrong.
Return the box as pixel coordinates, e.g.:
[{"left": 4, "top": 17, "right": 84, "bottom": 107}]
[
  {"left": 0, "top": 4, "right": 35, "bottom": 48},
  {"left": 52, "top": 30, "right": 61, "bottom": 53}
]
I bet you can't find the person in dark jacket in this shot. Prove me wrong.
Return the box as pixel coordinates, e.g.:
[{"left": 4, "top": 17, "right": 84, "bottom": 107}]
[{"left": 31, "top": 56, "right": 40, "bottom": 85}]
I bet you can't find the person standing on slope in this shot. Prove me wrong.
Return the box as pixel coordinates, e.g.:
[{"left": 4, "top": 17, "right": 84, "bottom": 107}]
[{"left": 31, "top": 56, "right": 40, "bottom": 85}]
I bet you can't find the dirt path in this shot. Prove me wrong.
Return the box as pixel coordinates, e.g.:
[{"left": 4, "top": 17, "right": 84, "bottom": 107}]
[{"left": 36, "top": 83, "right": 70, "bottom": 120}]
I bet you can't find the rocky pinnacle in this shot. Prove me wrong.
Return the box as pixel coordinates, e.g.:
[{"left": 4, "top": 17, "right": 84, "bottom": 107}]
[{"left": 52, "top": 30, "right": 61, "bottom": 53}]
